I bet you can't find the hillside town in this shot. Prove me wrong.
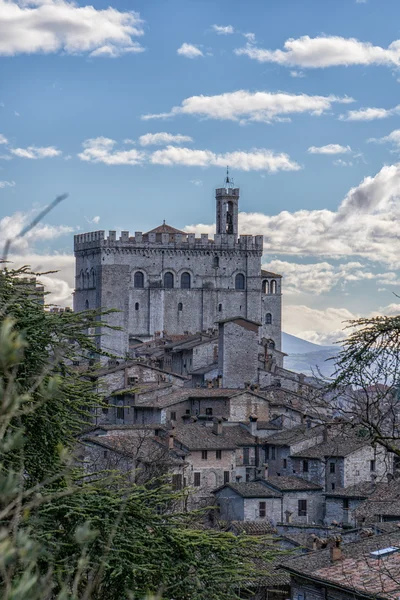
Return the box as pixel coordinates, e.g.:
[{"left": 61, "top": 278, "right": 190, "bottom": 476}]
[{"left": 69, "top": 176, "right": 400, "bottom": 600}]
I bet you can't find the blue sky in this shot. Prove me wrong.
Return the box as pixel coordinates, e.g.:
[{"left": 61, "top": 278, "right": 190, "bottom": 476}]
[{"left": 1, "top": 0, "right": 400, "bottom": 344}]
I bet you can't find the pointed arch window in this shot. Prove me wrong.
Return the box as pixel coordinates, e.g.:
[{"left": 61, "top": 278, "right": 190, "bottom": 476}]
[
  {"left": 181, "top": 272, "right": 191, "bottom": 289},
  {"left": 164, "top": 272, "right": 174, "bottom": 289},
  {"left": 134, "top": 271, "right": 144, "bottom": 288},
  {"left": 265, "top": 313, "right": 272, "bottom": 325},
  {"left": 235, "top": 273, "right": 245, "bottom": 290}
]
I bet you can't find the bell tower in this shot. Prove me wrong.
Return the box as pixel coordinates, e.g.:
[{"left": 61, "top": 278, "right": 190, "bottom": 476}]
[{"left": 216, "top": 168, "right": 239, "bottom": 237}]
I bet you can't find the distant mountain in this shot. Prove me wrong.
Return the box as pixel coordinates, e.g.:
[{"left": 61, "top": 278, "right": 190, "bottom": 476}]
[{"left": 282, "top": 332, "right": 339, "bottom": 378}]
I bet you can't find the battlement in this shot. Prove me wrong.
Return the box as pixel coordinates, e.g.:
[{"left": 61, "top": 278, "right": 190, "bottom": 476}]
[
  {"left": 215, "top": 187, "right": 239, "bottom": 197},
  {"left": 74, "top": 230, "right": 263, "bottom": 252}
]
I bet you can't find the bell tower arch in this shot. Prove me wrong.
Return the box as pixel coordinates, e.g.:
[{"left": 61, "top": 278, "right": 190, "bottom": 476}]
[{"left": 215, "top": 168, "right": 239, "bottom": 237}]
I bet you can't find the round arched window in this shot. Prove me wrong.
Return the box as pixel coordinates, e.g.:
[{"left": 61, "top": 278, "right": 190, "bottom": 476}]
[
  {"left": 178, "top": 302, "right": 183, "bottom": 311},
  {"left": 265, "top": 313, "right": 272, "bottom": 325},
  {"left": 164, "top": 272, "right": 174, "bottom": 288},
  {"left": 262, "top": 280, "right": 269, "bottom": 294},
  {"left": 235, "top": 273, "right": 245, "bottom": 290},
  {"left": 134, "top": 271, "right": 144, "bottom": 288},
  {"left": 181, "top": 272, "right": 191, "bottom": 289},
  {"left": 270, "top": 280, "right": 277, "bottom": 294}
]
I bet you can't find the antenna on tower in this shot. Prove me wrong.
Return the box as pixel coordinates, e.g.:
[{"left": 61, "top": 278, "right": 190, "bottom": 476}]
[{"left": 224, "top": 166, "right": 234, "bottom": 189}]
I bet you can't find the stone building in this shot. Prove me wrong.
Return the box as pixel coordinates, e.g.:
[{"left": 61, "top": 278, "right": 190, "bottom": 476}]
[{"left": 73, "top": 174, "right": 282, "bottom": 357}]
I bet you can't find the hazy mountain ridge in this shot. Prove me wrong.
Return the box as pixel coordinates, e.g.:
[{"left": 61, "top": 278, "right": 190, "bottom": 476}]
[{"left": 282, "top": 332, "right": 339, "bottom": 378}]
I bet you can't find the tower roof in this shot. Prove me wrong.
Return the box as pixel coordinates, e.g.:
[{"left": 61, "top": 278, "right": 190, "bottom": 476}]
[{"left": 145, "top": 222, "right": 185, "bottom": 235}]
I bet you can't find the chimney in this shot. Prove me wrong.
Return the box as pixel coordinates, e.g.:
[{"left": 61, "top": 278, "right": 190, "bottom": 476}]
[
  {"left": 213, "top": 418, "right": 223, "bottom": 435},
  {"left": 249, "top": 414, "right": 258, "bottom": 437},
  {"left": 330, "top": 538, "right": 343, "bottom": 562},
  {"left": 168, "top": 432, "right": 175, "bottom": 450},
  {"left": 263, "top": 463, "right": 269, "bottom": 479}
]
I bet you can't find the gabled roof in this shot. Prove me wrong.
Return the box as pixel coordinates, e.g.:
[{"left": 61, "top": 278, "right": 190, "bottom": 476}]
[
  {"left": 324, "top": 481, "right": 376, "bottom": 499},
  {"left": 261, "top": 269, "right": 282, "bottom": 278},
  {"left": 214, "top": 481, "right": 282, "bottom": 498},
  {"left": 228, "top": 521, "right": 278, "bottom": 535},
  {"left": 265, "top": 424, "right": 324, "bottom": 447},
  {"left": 291, "top": 433, "right": 370, "bottom": 459},
  {"left": 173, "top": 422, "right": 256, "bottom": 450},
  {"left": 264, "top": 475, "right": 322, "bottom": 492},
  {"left": 145, "top": 223, "right": 185, "bottom": 235}
]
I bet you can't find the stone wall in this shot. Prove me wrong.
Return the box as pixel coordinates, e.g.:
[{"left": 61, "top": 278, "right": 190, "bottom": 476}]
[{"left": 219, "top": 319, "right": 259, "bottom": 388}]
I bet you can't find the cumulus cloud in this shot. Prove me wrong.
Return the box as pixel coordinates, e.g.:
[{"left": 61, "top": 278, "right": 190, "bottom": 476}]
[
  {"left": 283, "top": 305, "right": 356, "bottom": 345},
  {"left": 11, "top": 146, "right": 61, "bottom": 159},
  {"left": 142, "top": 89, "right": 353, "bottom": 124},
  {"left": 368, "top": 129, "right": 400, "bottom": 148},
  {"left": 150, "top": 146, "right": 301, "bottom": 172},
  {"left": 234, "top": 35, "right": 400, "bottom": 68},
  {"left": 0, "top": 134, "right": 8, "bottom": 144},
  {"left": 78, "top": 137, "right": 300, "bottom": 172},
  {"left": 0, "top": 210, "right": 73, "bottom": 255},
  {"left": 185, "top": 163, "right": 400, "bottom": 268},
  {"left": 243, "top": 32, "right": 256, "bottom": 43},
  {"left": 139, "top": 132, "right": 193, "bottom": 146},
  {"left": 0, "top": 0, "right": 144, "bottom": 57},
  {"left": 212, "top": 24, "right": 234, "bottom": 35},
  {"left": 78, "top": 137, "right": 145, "bottom": 165},
  {"left": 339, "top": 105, "right": 400, "bottom": 121},
  {"left": 0, "top": 180, "right": 15, "bottom": 188},
  {"left": 308, "top": 144, "right": 351, "bottom": 154},
  {"left": 263, "top": 259, "right": 377, "bottom": 295},
  {"left": 177, "top": 43, "right": 204, "bottom": 58}
]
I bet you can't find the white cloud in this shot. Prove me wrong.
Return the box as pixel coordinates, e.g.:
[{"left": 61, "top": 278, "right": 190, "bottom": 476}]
[
  {"left": 308, "top": 144, "right": 351, "bottom": 154},
  {"left": 333, "top": 159, "right": 353, "bottom": 167},
  {"left": 139, "top": 132, "right": 193, "bottom": 146},
  {"left": 283, "top": 305, "right": 356, "bottom": 345},
  {"left": 368, "top": 129, "right": 400, "bottom": 148},
  {"left": 142, "top": 89, "right": 354, "bottom": 124},
  {"left": 0, "top": 210, "right": 73, "bottom": 255},
  {"left": 150, "top": 146, "right": 301, "bottom": 172},
  {"left": 177, "top": 43, "right": 204, "bottom": 58},
  {"left": 234, "top": 35, "right": 400, "bottom": 68},
  {"left": 212, "top": 24, "right": 234, "bottom": 35},
  {"left": 185, "top": 163, "right": 400, "bottom": 268},
  {"left": 340, "top": 105, "right": 400, "bottom": 121},
  {"left": 0, "top": 134, "right": 8, "bottom": 144},
  {"left": 190, "top": 179, "right": 203, "bottom": 186},
  {"left": 290, "top": 70, "right": 305, "bottom": 78},
  {"left": 78, "top": 137, "right": 145, "bottom": 165},
  {"left": 263, "top": 259, "right": 377, "bottom": 295},
  {"left": 243, "top": 32, "right": 256, "bottom": 43},
  {"left": 0, "top": 180, "right": 15, "bottom": 188},
  {"left": 11, "top": 146, "right": 61, "bottom": 159},
  {"left": 0, "top": 0, "right": 144, "bottom": 57},
  {"left": 85, "top": 215, "right": 100, "bottom": 225}
]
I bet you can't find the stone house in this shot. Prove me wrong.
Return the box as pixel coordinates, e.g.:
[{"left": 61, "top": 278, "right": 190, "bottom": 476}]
[
  {"left": 214, "top": 476, "right": 323, "bottom": 525},
  {"left": 353, "top": 479, "right": 400, "bottom": 525},
  {"left": 263, "top": 423, "right": 326, "bottom": 477},
  {"left": 281, "top": 531, "right": 400, "bottom": 600},
  {"left": 290, "top": 431, "right": 392, "bottom": 493},
  {"left": 324, "top": 481, "right": 375, "bottom": 527}
]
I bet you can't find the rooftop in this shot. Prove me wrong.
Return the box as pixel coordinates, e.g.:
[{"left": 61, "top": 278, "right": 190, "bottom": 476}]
[
  {"left": 145, "top": 223, "right": 185, "bottom": 235},
  {"left": 265, "top": 475, "right": 322, "bottom": 492},
  {"left": 173, "top": 422, "right": 256, "bottom": 450},
  {"left": 354, "top": 481, "right": 400, "bottom": 522},
  {"left": 281, "top": 531, "right": 400, "bottom": 599},
  {"left": 215, "top": 481, "right": 282, "bottom": 498},
  {"left": 261, "top": 269, "right": 282, "bottom": 278},
  {"left": 228, "top": 521, "right": 278, "bottom": 536},
  {"left": 291, "top": 432, "right": 370, "bottom": 459},
  {"left": 265, "top": 423, "right": 324, "bottom": 447}
]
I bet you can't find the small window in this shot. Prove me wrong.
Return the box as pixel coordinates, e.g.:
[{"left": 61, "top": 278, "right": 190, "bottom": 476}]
[
  {"left": 265, "top": 313, "right": 272, "bottom": 325},
  {"left": 213, "top": 256, "right": 219, "bottom": 268},
  {"left": 271, "top": 446, "right": 276, "bottom": 460},
  {"left": 224, "top": 471, "right": 230, "bottom": 484},
  {"left": 235, "top": 273, "right": 245, "bottom": 290},
  {"left": 243, "top": 447, "right": 250, "bottom": 465},
  {"left": 194, "top": 472, "right": 201, "bottom": 487},
  {"left": 303, "top": 460, "right": 309, "bottom": 473},
  {"left": 205, "top": 407, "right": 213, "bottom": 416},
  {"left": 268, "top": 340, "right": 275, "bottom": 350},
  {"left": 216, "top": 450, "right": 222, "bottom": 460},
  {"left": 134, "top": 271, "right": 144, "bottom": 288},
  {"left": 259, "top": 501, "right": 266, "bottom": 518},
  {"left": 172, "top": 474, "right": 183, "bottom": 490},
  {"left": 135, "top": 302, "right": 139, "bottom": 311},
  {"left": 170, "top": 411, "right": 176, "bottom": 421},
  {"left": 262, "top": 280, "right": 269, "bottom": 294},
  {"left": 181, "top": 272, "right": 191, "bottom": 289},
  {"left": 128, "top": 376, "right": 138, "bottom": 385},
  {"left": 330, "top": 462, "right": 336, "bottom": 474},
  {"left": 218, "top": 303, "right": 222, "bottom": 312},
  {"left": 298, "top": 499, "right": 307, "bottom": 517},
  {"left": 103, "top": 450, "right": 108, "bottom": 458},
  {"left": 331, "top": 483, "right": 335, "bottom": 491},
  {"left": 370, "top": 460, "right": 376, "bottom": 472},
  {"left": 178, "top": 302, "right": 183, "bottom": 312},
  {"left": 102, "top": 398, "right": 109, "bottom": 415},
  {"left": 265, "top": 447, "right": 269, "bottom": 460},
  {"left": 201, "top": 450, "right": 208, "bottom": 460},
  {"left": 116, "top": 406, "right": 124, "bottom": 420},
  {"left": 164, "top": 272, "right": 174, "bottom": 288},
  {"left": 283, "top": 459, "right": 287, "bottom": 469},
  {"left": 85, "top": 300, "right": 89, "bottom": 310},
  {"left": 343, "top": 499, "right": 349, "bottom": 510},
  {"left": 270, "top": 279, "right": 277, "bottom": 294}
]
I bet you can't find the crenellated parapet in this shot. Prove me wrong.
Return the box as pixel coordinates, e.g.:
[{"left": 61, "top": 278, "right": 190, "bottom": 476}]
[{"left": 74, "top": 230, "right": 263, "bottom": 252}]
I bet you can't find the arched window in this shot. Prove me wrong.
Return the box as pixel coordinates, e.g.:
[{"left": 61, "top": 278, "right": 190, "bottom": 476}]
[
  {"left": 91, "top": 269, "right": 96, "bottom": 288},
  {"left": 80, "top": 270, "right": 85, "bottom": 289},
  {"left": 85, "top": 299, "right": 89, "bottom": 310},
  {"left": 135, "top": 302, "right": 139, "bottom": 311},
  {"left": 178, "top": 302, "right": 183, "bottom": 311},
  {"left": 164, "top": 272, "right": 174, "bottom": 288},
  {"left": 213, "top": 256, "right": 219, "bottom": 268},
  {"left": 265, "top": 313, "right": 272, "bottom": 325},
  {"left": 181, "top": 272, "right": 191, "bottom": 289},
  {"left": 218, "top": 303, "right": 222, "bottom": 312},
  {"left": 262, "top": 280, "right": 269, "bottom": 294},
  {"left": 235, "top": 273, "right": 245, "bottom": 290},
  {"left": 268, "top": 340, "right": 275, "bottom": 350},
  {"left": 86, "top": 271, "right": 90, "bottom": 289},
  {"left": 134, "top": 271, "right": 144, "bottom": 288},
  {"left": 270, "top": 279, "right": 277, "bottom": 294}
]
